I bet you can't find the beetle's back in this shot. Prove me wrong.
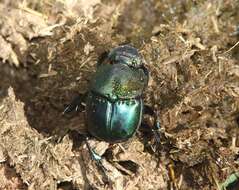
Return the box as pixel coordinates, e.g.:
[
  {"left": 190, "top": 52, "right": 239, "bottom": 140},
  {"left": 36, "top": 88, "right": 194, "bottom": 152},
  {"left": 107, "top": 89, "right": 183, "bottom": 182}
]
[
  {"left": 89, "top": 64, "right": 147, "bottom": 101},
  {"left": 86, "top": 92, "right": 143, "bottom": 143}
]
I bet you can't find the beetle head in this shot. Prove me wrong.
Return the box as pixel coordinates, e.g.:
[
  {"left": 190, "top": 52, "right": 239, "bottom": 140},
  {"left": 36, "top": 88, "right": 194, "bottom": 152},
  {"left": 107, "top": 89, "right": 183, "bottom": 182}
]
[{"left": 108, "top": 45, "right": 144, "bottom": 68}]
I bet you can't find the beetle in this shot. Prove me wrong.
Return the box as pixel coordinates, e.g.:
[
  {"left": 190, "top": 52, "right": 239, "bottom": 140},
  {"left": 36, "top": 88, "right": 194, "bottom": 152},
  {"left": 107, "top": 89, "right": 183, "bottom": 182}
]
[{"left": 64, "top": 45, "right": 160, "bottom": 171}]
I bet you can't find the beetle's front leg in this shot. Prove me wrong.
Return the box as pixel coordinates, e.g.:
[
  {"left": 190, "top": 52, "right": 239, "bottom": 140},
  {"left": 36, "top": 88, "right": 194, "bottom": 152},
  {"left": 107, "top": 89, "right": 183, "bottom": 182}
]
[
  {"left": 142, "top": 105, "right": 161, "bottom": 147},
  {"left": 63, "top": 93, "right": 86, "bottom": 114}
]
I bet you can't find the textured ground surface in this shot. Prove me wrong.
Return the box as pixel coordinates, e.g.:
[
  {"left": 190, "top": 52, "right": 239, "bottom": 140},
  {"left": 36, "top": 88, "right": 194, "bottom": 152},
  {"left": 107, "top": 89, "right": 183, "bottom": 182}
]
[{"left": 0, "top": 0, "right": 239, "bottom": 189}]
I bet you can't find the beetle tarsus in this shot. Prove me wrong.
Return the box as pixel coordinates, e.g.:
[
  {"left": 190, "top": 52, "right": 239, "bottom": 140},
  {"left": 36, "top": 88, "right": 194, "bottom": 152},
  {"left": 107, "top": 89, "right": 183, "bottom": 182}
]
[
  {"left": 143, "top": 105, "right": 161, "bottom": 149},
  {"left": 85, "top": 137, "right": 109, "bottom": 179},
  {"left": 63, "top": 94, "right": 86, "bottom": 114},
  {"left": 152, "top": 120, "right": 161, "bottom": 150}
]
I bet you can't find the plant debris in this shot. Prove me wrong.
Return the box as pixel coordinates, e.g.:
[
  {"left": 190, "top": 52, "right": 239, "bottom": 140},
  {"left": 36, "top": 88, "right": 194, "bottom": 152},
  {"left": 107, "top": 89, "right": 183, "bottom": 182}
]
[{"left": 0, "top": 0, "right": 239, "bottom": 189}]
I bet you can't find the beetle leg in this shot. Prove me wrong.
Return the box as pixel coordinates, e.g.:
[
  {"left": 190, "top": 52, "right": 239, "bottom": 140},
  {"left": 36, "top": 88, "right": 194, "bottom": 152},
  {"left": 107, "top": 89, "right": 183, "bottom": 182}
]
[
  {"left": 140, "top": 65, "right": 149, "bottom": 85},
  {"left": 84, "top": 137, "right": 109, "bottom": 177},
  {"left": 63, "top": 93, "right": 86, "bottom": 114},
  {"left": 97, "top": 51, "right": 109, "bottom": 67},
  {"left": 143, "top": 105, "right": 161, "bottom": 146}
]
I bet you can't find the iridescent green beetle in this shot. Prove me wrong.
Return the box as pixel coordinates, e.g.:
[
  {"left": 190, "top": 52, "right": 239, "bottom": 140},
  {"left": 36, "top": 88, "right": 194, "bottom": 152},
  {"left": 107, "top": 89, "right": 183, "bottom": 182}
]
[{"left": 64, "top": 45, "right": 160, "bottom": 170}]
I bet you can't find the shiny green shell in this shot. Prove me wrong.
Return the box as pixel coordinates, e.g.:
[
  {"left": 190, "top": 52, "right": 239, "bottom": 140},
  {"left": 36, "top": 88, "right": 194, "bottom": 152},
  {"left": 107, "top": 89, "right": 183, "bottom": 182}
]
[
  {"left": 86, "top": 63, "right": 147, "bottom": 142},
  {"left": 89, "top": 63, "right": 147, "bottom": 101},
  {"left": 85, "top": 45, "right": 148, "bottom": 143},
  {"left": 86, "top": 92, "right": 143, "bottom": 142}
]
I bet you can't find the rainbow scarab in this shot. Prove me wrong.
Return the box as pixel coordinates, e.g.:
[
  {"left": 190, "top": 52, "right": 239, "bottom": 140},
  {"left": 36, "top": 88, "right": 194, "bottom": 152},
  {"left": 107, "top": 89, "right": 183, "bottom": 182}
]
[{"left": 64, "top": 45, "right": 160, "bottom": 169}]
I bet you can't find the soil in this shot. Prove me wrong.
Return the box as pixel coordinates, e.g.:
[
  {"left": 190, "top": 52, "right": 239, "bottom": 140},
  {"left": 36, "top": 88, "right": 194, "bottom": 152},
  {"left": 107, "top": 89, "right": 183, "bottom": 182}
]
[{"left": 0, "top": 0, "right": 239, "bottom": 190}]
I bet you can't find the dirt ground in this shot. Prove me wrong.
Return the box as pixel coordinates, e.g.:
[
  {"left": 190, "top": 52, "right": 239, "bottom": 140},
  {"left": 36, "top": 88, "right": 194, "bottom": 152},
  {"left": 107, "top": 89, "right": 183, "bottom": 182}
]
[{"left": 0, "top": 0, "right": 239, "bottom": 190}]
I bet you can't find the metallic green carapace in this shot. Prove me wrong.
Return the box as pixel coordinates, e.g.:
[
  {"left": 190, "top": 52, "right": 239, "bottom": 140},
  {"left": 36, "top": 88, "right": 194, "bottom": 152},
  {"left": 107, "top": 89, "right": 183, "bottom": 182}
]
[
  {"left": 85, "top": 45, "right": 149, "bottom": 143},
  {"left": 86, "top": 92, "right": 143, "bottom": 142},
  {"left": 89, "top": 63, "right": 148, "bottom": 101},
  {"left": 64, "top": 45, "right": 161, "bottom": 174}
]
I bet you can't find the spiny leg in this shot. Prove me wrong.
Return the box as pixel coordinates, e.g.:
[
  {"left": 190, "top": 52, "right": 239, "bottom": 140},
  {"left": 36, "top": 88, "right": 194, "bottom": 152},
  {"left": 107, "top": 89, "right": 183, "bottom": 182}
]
[
  {"left": 63, "top": 93, "right": 86, "bottom": 114},
  {"left": 84, "top": 136, "right": 110, "bottom": 182},
  {"left": 60, "top": 93, "right": 86, "bottom": 142},
  {"left": 64, "top": 94, "right": 110, "bottom": 180},
  {"left": 96, "top": 51, "right": 109, "bottom": 67},
  {"left": 143, "top": 105, "right": 161, "bottom": 149}
]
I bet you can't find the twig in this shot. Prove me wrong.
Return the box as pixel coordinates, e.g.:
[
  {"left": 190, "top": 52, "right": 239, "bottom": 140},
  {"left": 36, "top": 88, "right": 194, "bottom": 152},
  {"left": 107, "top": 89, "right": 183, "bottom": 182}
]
[{"left": 223, "top": 40, "right": 239, "bottom": 54}]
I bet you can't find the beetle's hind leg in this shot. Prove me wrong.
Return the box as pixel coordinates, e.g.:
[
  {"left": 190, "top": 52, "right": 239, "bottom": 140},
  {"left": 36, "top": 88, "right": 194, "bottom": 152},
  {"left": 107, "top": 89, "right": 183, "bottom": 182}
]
[
  {"left": 142, "top": 105, "right": 161, "bottom": 149},
  {"left": 63, "top": 93, "right": 86, "bottom": 114},
  {"left": 84, "top": 137, "right": 110, "bottom": 182}
]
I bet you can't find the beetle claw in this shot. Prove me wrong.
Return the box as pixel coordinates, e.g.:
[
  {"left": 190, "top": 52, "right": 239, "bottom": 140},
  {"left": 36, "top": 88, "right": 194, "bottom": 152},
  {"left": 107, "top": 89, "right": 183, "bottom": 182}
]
[
  {"left": 91, "top": 150, "right": 109, "bottom": 173},
  {"left": 154, "top": 120, "right": 161, "bottom": 142},
  {"left": 143, "top": 106, "right": 161, "bottom": 152},
  {"left": 153, "top": 130, "right": 160, "bottom": 144},
  {"left": 153, "top": 120, "right": 161, "bottom": 151},
  {"left": 96, "top": 159, "right": 108, "bottom": 173},
  {"left": 84, "top": 138, "right": 111, "bottom": 182},
  {"left": 92, "top": 153, "right": 110, "bottom": 183},
  {"left": 63, "top": 94, "right": 86, "bottom": 114},
  {"left": 96, "top": 161, "right": 111, "bottom": 185},
  {"left": 63, "top": 105, "right": 71, "bottom": 114}
]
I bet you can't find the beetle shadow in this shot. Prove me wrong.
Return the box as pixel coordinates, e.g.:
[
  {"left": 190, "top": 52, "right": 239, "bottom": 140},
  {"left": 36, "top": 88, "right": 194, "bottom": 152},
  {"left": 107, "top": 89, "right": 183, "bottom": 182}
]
[
  {"left": 0, "top": 47, "right": 81, "bottom": 137},
  {"left": 0, "top": 28, "right": 110, "bottom": 138},
  {"left": 0, "top": 32, "right": 173, "bottom": 187}
]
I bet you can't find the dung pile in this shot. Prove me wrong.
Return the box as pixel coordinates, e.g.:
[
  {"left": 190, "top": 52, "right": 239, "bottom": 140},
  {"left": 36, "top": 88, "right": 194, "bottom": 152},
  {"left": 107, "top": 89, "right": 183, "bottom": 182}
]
[{"left": 0, "top": 0, "right": 238, "bottom": 189}]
